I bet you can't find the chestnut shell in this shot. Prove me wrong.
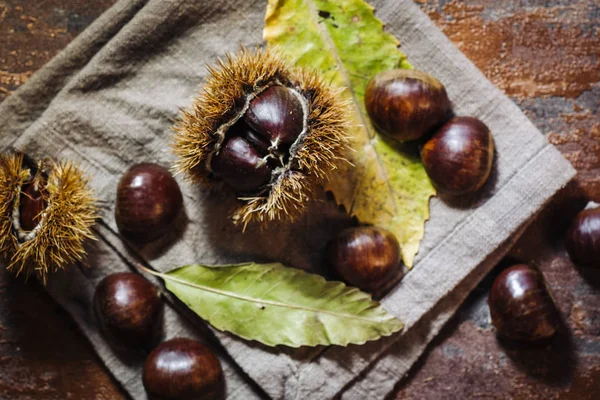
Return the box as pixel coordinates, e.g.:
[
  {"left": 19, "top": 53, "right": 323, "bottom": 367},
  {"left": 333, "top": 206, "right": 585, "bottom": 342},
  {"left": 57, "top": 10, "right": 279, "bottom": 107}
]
[
  {"left": 365, "top": 69, "right": 451, "bottom": 142},
  {"left": 19, "top": 178, "right": 48, "bottom": 231},
  {"left": 565, "top": 207, "right": 600, "bottom": 267},
  {"left": 326, "top": 226, "right": 402, "bottom": 294},
  {"left": 421, "top": 116, "right": 494, "bottom": 195},
  {"left": 488, "top": 264, "right": 559, "bottom": 341},
  {"left": 210, "top": 135, "right": 272, "bottom": 193},
  {"left": 93, "top": 272, "right": 163, "bottom": 350},
  {"left": 244, "top": 85, "right": 304, "bottom": 147},
  {"left": 143, "top": 338, "right": 224, "bottom": 400},
  {"left": 115, "top": 163, "right": 183, "bottom": 244}
]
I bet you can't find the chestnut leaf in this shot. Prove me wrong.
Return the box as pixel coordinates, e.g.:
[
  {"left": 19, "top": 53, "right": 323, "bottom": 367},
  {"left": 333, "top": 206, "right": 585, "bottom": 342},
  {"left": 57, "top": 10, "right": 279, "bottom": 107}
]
[
  {"left": 264, "top": 0, "right": 435, "bottom": 267},
  {"left": 159, "top": 263, "right": 402, "bottom": 347}
]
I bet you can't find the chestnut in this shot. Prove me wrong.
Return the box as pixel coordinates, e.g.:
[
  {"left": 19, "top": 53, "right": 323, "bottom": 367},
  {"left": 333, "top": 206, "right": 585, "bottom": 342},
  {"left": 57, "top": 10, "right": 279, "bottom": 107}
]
[
  {"left": 93, "top": 272, "right": 163, "bottom": 350},
  {"left": 19, "top": 177, "right": 48, "bottom": 231},
  {"left": 421, "top": 116, "right": 494, "bottom": 195},
  {"left": 244, "top": 85, "right": 304, "bottom": 148},
  {"left": 565, "top": 206, "right": 600, "bottom": 267},
  {"left": 488, "top": 264, "right": 559, "bottom": 341},
  {"left": 365, "top": 69, "right": 451, "bottom": 142},
  {"left": 210, "top": 135, "right": 272, "bottom": 193},
  {"left": 143, "top": 338, "right": 223, "bottom": 400},
  {"left": 115, "top": 163, "right": 183, "bottom": 244},
  {"left": 326, "top": 226, "right": 402, "bottom": 294},
  {"left": 237, "top": 123, "right": 271, "bottom": 156}
]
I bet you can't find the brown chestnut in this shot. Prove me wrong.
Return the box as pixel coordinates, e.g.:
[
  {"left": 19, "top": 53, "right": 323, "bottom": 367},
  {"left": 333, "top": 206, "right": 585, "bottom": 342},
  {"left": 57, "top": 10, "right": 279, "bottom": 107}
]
[
  {"left": 244, "top": 85, "right": 304, "bottom": 148},
  {"left": 365, "top": 69, "right": 451, "bottom": 142},
  {"left": 19, "top": 177, "right": 48, "bottom": 232},
  {"left": 326, "top": 226, "right": 402, "bottom": 294},
  {"left": 236, "top": 122, "right": 271, "bottom": 156},
  {"left": 143, "top": 338, "right": 223, "bottom": 400},
  {"left": 210, "top": 135, "right": 272, "bottom": 193},
  {"left": 93, "top": 272, "right": 163, "bottom": 350},
  {"left": 115, "top": 163, "right": 183, "bottom": 244},
  {"left": 489, "top": 264, "right": 559, "bottom": 341},
  {"left": 565, "top": 206, "right": 600, "bottom": 267},
  {"left": 421, "top": 116, "right": 494, "bottom": 195}
]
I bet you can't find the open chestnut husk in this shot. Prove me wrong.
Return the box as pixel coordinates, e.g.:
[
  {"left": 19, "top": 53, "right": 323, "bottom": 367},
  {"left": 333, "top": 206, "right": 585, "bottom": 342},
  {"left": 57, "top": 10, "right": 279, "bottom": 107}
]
[
  {"left": 421, "top": 116, "right": 494, "bottom": 195},
  {"left": 173, "top": 48, "right": 349, "bottom": 226},
  {"left": 326, "top": 226, "right": 402, "bottom": 295},
  {"left": 565, "top": 205, "right": 600, "bottom": 267},
  {"left": 143, "top": 338, "right": 224, "bottom": 400},
  {"left": 0, "top": 151, "right": 96, "bottom": 282},
  {"left": 489, "top": 264, "right": 559, "bottom": 341},
  {"left": 115, "top": 163, "right": 183, "bottom": 244},
  {"left": 93, "top": 272, "right": 163, "bottom": 351},
  {"left": 365, "top": 69, "right": 451, "bottom": 142}
]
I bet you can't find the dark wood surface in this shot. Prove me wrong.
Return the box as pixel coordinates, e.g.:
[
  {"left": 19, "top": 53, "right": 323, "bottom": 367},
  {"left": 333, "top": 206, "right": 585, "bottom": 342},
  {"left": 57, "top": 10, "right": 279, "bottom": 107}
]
[{"left": 0, "top": 1, "right": 598, "bottom": 399}]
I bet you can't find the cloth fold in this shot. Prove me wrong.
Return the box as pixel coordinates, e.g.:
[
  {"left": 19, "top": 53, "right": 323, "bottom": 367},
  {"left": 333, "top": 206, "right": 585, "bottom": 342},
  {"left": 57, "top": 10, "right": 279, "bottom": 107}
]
[{"left": 0, "top": 0, "right": 575, "bottom": 399}]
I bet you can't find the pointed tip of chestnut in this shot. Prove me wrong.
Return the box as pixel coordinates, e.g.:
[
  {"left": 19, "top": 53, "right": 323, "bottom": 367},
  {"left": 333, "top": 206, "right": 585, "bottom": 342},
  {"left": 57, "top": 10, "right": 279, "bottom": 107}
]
[
  {"left": 326, "top": 226, "right": 402, "bottom": 295},
  {"left": 489, "top": 264, "right": 559, "bottom": 342},
  {"left": 143, "top": 338, "right": 224, "bottom": 400},
  {"left": 565, "top": 206, "right": 600, "bottom": 267},
  {"left": 93, "top": 272, "right": 163, "bottom": 350},
  {"left": 365, "top": 69, "right": 452, "bottom": 142},
  {"left": 115, "top": 163, "right": 183, "bottom": 244},
  {"left": 244, "top": 85, "right": 304, "bottom": 147},
  {"left": 421, "top": 116, "right": 494, "bottom": 195}
]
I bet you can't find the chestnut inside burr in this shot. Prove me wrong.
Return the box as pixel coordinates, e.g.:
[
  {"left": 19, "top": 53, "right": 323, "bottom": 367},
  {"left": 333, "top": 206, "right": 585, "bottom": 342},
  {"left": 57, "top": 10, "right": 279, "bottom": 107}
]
[
  {"left": 11, "top": 156, "right": 50, "bottom": 243},
  {"left": 18, "top": 178, "right": 48, "bottom": 232},
  {"left": 209, "top": 84, "right": 308, "bottom": 194}
]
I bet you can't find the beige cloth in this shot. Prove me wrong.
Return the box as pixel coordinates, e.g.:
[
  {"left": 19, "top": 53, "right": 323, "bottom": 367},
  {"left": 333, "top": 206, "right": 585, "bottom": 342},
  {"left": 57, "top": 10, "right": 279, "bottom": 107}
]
[{"left": 0, "top": 0, "right": 575, "bottom": 399}]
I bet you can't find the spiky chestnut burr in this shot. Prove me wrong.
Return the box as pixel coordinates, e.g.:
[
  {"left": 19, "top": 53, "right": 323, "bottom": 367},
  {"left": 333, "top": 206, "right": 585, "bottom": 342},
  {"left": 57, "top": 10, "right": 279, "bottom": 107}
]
[
  {"left": 0, "top": 151, "right": 96, "bottom": 283},
  {"left": 172, "top": 48, "right": 349, "bottom": 226}
]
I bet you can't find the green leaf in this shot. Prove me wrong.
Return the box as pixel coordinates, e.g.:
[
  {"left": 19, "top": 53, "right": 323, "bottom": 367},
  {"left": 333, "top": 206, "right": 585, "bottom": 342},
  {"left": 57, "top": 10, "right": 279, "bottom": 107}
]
[
  {"left": 160, "top": 263, "right": 402, "bottom": 347},
  {"left": 264, "top": 0, "right": 435, "bottom": 267}
]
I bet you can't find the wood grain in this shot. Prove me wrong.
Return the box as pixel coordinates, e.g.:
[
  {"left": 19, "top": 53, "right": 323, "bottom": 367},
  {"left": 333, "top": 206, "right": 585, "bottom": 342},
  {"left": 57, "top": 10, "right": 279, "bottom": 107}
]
[{"left": 0, "top": 1, "right": 598, "bottom": 399}]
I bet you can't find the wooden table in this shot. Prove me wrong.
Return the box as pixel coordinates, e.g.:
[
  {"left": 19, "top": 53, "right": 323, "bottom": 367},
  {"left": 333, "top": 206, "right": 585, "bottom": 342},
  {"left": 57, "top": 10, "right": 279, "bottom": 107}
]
[{"left": 1, "top": 1, "right": 598, "bottom": 399}]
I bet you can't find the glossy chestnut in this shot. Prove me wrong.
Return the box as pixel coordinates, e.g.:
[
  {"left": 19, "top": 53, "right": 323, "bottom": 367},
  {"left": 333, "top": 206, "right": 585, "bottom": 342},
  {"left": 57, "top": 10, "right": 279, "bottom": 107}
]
[
  {"left": 488, "top": 264, "right": 559, "bottom": 341},
  {"left": 365, "top": 69, "right": 452, "bottom": 142},
  {"left": 19, "top": 177, "right": 48, "bottom": 231},
  {"left": 565, "top": 206, "right": 600, "bottom": 267},
  {"left": 143, "top": 338, "right": 224, "bottom": 400},
  {"left": 240, "top": 124, "right": 271, "bottom": 156},
  {"left": 93, "top": 272, "right": 163, "bottom": 350},
  {"left": 210, "top": 135, "right": 271, "bottom": 193},
  {"left": 421, "top": 116, "right": 494, "bottom": 195},
  {"left": 115, "top": 163, "right": 183, "bottom": 244},
  {"left": 244, "top": 85, "right": 304, "bottom": 148},
  {"left": 326, "top": 226, "right": 402, "bottom": 294}
]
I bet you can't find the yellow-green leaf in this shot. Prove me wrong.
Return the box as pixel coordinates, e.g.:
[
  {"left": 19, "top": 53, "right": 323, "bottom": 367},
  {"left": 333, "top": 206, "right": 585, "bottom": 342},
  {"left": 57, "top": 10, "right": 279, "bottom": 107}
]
[
  {"left": 160, "top": 263, "right": 402, "bottom": 347},
  {"left": 264, "top": 0, "right": 435, "bottom": 267}
]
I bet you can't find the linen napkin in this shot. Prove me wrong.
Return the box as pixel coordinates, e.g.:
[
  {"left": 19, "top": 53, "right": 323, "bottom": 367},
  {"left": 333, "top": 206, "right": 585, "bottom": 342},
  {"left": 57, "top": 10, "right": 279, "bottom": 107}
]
[{"left": 0, "top": 0, "right": 575, "bottom": 399}]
